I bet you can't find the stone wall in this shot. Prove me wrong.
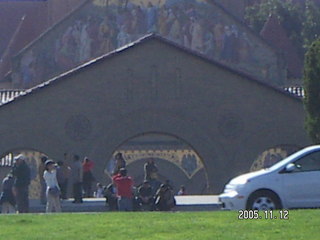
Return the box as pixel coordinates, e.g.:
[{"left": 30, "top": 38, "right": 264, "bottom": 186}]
[{"left": 0, "top": 37, "right": 309, "bottom": 193}]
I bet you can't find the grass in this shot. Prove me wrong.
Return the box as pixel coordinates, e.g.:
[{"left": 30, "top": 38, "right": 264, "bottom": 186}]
[{"left": 0, "top": 210, "right": 319, "bottom": 240}]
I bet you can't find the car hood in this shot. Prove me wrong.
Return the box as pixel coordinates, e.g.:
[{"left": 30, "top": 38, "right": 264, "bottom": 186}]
[{"left": 229, "top": 169, "right": 269, "bottom": 185}]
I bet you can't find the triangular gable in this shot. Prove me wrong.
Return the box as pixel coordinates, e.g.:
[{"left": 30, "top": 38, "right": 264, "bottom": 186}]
[
  {"left": 0, "top": 34, "right": 300, "bottom": 109},
  {"left": 9, "top": 0, "right": 286, "bottom": 90}
]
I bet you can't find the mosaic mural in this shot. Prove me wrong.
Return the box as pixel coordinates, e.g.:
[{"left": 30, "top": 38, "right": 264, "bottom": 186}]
[
  {"left": 250, "top": 145, "right": 301, "bottom": 172},
  {"left": 105, "top": 149, "right": 204, "bottom": 179},
  {"left": 12, "top": 0, "right": 285, "bottom": 89}
]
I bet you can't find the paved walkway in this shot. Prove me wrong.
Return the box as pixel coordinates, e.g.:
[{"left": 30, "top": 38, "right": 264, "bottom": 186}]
[{"left": 29, "top": 195, "right": 221, "bottom": 213}]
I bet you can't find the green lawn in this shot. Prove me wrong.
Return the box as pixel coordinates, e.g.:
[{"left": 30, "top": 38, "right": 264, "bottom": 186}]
[{"left": 0, "top": 210, "right": 318, "bottom": 240}]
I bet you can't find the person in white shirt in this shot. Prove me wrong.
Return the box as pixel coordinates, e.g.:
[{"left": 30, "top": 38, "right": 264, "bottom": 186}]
[
  {"left": 43, "top": 160, "right": 61, "bottom": 213},
  {"left": 94, "top": 183, "right": 104, "bottom": 198}
]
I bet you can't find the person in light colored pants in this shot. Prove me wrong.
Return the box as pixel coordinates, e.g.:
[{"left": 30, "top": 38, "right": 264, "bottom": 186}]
[
  {"left": 2, "top": 202, "right": 16, "bottom": 214},
  {"left": 43, "top": 160, "right": 61, "bottom": 213},
  {"left": 46, "top": 189, "right": 61, "bottom": 213}
]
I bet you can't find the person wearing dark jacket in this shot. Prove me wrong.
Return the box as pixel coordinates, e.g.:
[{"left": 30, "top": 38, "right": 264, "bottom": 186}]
[
  {"left": 82, "top": 157, "right": 95, "bottom": 198},
  {"left": 104, "top": 183, "right": 118, "bottom": 211},
  {"left": 155, "top": 184, "right": 176, "bottom": 211},
  {"left": 71, "top": 155, "right": 83, "bottom": 203},
  {"left": 144, "top": 159, "right": 158, "bottom": 181},
  {"left": 0, "top": 173, "right": 16, "bottom": 214},
  {"left": 112, "top": 153, "right": 126, "bottom": 176},
  {"left": 12, "top": 154, "right": 31, "bottom": 213},
  {"left": 137, "top": 180, "right": 154, "bottom": 211}
]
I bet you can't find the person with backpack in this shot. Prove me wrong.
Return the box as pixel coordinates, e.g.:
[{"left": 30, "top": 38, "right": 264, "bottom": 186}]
[{"left": 155, "top": 184, "right": 176, "bottom": 211}]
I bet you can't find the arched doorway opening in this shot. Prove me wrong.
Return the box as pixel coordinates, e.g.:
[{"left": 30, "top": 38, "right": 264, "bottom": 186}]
[
  {"left": 105, "top": 132, "right": 209, "bottom": 194},
  {"left": 250, "top": 144, "right": 301, "bottom": 172},
  {"left": 0, "top": 149, "right": 49, "bottom": 200}
]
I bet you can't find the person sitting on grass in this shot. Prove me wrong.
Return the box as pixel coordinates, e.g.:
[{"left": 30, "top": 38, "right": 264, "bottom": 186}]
[
  {"left": 95, "top": 183, "right": 105, "bottom": 198},
  {"left": 104, "top": 183, "right": 118, "bottom": 211},
  {"left": 137, "top": 180, "right": 154, "bottom": 211},
  {"left": 155, "top": 184, "right": 176, "bottom": 211}
]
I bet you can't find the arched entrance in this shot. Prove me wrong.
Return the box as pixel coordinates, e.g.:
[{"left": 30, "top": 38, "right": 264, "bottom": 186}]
[
  {"left": 105, "top": 133, "right": 209, "bottom": 194},
  {"left": 0, "top": 149, "right": 49, "bottom": 200},
  {"left": 250, "top": 145, "right": 301, "bottom": 172}
]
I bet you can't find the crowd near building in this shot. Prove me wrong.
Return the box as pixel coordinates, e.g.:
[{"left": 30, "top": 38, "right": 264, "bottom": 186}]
[
  {"left": 0, "top": 152, "right": 179, "bottom": 213},
  {"left": 0, "top": 0, "right": 313, "bottom": 213}
]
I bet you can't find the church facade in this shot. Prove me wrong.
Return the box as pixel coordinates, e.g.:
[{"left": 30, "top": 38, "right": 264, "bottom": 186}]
[{"left": 0, "top": 36, "right": 309, "bottom": 195}]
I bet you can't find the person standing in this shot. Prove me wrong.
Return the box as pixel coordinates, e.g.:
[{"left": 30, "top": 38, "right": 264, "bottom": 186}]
[
  {"left": 38, "top": 156, "right": 48, "bottom": 204},
  {"left": 112, "top": 168, "right": 133, "bottom": 211},
  {"left": 0, "top": 173, "right": 16, "bottom": 214},
  {"left": 144, "top": 159, "right": 158, "bottom": 181},
  {"left": 71, "top": 155, "right": 83, "bottom": 203},
  {"left": 12, "top": 154, "right": 31, "bottom": 213},
  {"left": 113, "top": 152, "right": 126, "bottom": 175},
  {"left": 56, "top": 161, "right": 71, "bottom": 200},
  {"left": 82, "top": 157, "right": 95, "bottom": 197},
  {"left": 43, "top": 160, "right": 61, "bottom": 213},
  {"left": 177, "top": 185, "right": 186, "bottom": 195}
]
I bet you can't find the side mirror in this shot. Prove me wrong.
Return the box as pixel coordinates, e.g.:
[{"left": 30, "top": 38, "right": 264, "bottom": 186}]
[{"left": 285, "top": 163, "right": 296, "bottom": 173}]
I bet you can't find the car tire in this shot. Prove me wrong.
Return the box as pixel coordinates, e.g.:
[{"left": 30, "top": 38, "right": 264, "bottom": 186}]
[{"left": 246, "top": 190, "right": 282, "bottom": 210}]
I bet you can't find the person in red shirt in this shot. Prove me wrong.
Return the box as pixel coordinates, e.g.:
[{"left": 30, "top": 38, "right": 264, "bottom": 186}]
[
  {"left": 82, "top": 157, "right": 95, "bottom": 197},
  {"left": 112, "top": 168, "right": 133, "bottom": 211}
]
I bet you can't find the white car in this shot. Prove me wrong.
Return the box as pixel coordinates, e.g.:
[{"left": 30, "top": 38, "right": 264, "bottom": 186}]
[{"left": 219, "top": 145, "right": 320, "bottom": 210}]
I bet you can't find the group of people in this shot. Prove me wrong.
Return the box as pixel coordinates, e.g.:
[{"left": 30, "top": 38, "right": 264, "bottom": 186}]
[
  {"left": 0, "top": 153, "right": 96, "bottom": 214},
  {"left": 0, "top": 152, "right": 185, "bottom": 213},
  {"left": 0, "top": 154, "right": 31, "bottom": 213},
  {"left": 39, "top": 154, "right": 96, "bottom": 209},
  {"left": 101, "top": 153, "right": 181, "bottom": 212}
]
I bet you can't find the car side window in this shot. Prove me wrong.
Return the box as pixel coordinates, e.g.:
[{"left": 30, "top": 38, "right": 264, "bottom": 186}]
[{"left": 293, "top": 151, "right": 320, "bottom": 172}]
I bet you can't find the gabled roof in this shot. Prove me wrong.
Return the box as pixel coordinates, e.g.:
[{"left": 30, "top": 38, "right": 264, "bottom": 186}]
[
  {"left": 0, "top": 34, "right": 302, "bottom": 109},
  {"left": 6, "top": 0, "right": 285, "bottom": 88},
  {"left": 0, "top": 2, "right": 48, "bottom": 79},
  {"left": 0, "top": 0, "right": 87, "bottom": 81}
]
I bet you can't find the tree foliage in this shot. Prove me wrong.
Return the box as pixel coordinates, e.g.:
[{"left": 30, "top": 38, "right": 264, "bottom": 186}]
[
  {"left": 303, "top": 0, "right": 320, "bottom": 47},
  {"left": 245, "top": 0, "right": 320, "bottom": 55},
  {"left": 304, "top": 39, "right": 320, "bottom": 143}
]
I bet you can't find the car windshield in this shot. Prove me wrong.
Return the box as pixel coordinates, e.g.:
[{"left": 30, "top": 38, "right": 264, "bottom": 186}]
[{"left": 268, "top": 146, "right": 320, "bottom": 171}]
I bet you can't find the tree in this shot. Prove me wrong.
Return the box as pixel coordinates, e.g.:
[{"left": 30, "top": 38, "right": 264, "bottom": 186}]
[
  {"left": 245, "top": 0, "right": 320, "bottom": 55},
  {"left": 304, "top": 39, "right": 320, "bottom": 143},
  {"left": 245, "top": 0, "right": 304, "bottom": 55},
  {"left": 302, "top": 0, "right": 320, "bottom": 48}
]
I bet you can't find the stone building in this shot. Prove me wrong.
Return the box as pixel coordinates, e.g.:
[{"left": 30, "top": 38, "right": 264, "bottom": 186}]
[{"left": 0, "top": 35, "right": 310, "bottom": 196}]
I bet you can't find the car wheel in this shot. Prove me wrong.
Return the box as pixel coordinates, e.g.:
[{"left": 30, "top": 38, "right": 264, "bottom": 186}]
[{"left": 246, "top": 190, "right": 282, "bottom": 210}]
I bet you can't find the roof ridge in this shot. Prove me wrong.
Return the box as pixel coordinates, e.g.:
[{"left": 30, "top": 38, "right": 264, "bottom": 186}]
[{"left": 0, "top": 33, "right": 301, "bottom": 109}]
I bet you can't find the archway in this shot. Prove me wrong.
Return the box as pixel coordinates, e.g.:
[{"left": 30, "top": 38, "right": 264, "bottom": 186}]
[
  {"left": 250, "top": 144, "right": 301, "bottom": 172},
  {"left": 0, "top": 149, "right": 49, "bottom": 200},
  {"left": 105, "top": 132, "right": 209, "bottom": 194}
]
